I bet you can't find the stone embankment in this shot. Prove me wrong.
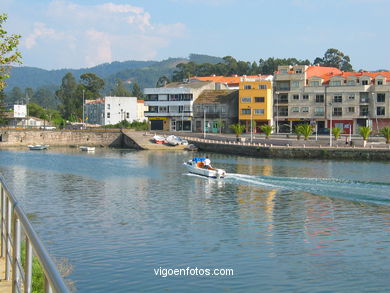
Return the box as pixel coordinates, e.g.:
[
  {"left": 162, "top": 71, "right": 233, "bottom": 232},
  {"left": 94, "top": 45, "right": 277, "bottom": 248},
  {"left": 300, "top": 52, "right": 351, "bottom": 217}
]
[{"left": 183, "top": 136, "right": 390, "bottom": 161}]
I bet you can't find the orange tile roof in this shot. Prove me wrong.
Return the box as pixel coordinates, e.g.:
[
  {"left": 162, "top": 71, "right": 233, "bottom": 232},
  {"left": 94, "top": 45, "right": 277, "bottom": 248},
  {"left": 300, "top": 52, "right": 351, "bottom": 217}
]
[
  {"left": 190, "top": 75, "right": 271, "bottom": 85},
  {"left": 306, "top": 66, "right": 342, "bottom": 83},
  {"left": 334, "top": 71, "right": 390, "bottom": 80}
]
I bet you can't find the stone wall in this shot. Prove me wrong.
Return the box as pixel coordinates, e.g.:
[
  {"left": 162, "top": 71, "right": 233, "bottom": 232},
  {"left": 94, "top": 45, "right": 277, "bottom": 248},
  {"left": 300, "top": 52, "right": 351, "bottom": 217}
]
[
  {"left": 0, "top": 129, "right": 122, "bottom": 147},
  {"left": 191, "top": 140, "right": 390, "bottom": 161}
]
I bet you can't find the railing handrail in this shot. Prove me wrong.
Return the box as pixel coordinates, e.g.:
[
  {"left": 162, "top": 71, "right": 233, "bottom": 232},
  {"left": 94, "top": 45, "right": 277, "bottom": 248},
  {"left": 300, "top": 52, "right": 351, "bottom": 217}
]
[{"left": 0, "top": 175, "right": 70, "bottom": 293}]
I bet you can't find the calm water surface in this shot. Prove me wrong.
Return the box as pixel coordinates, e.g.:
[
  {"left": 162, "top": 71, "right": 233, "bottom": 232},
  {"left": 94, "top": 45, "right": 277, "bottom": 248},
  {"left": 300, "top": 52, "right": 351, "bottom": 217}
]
[{"left": 0, "top": 148, "right": 389, "bottom": 292}]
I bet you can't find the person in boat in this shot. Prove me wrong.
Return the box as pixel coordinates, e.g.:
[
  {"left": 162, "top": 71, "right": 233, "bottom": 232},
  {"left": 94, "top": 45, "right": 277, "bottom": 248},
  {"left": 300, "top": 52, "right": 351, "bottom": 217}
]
[{"left": 204, "top": 156, "right": 212, "bottom": 169}]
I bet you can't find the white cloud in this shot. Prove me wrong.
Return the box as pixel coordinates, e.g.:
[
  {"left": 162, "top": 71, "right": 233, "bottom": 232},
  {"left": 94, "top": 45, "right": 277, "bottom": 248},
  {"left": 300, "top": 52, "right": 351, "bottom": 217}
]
[
  {"left": 22, "top": 0, "right": 187, "bottom": 68},
  {"left": 25, "top": 22, "right": 56, "bottom": 49}
]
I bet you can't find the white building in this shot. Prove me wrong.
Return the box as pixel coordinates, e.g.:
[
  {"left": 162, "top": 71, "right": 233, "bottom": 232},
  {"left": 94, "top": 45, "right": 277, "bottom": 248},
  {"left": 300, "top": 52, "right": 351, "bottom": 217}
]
[
  {"left": 84, "top": 96, "right": 139, "bottom": 125},
  {"left": 143, "top": 81, "right": 223, "bottom": 131}
]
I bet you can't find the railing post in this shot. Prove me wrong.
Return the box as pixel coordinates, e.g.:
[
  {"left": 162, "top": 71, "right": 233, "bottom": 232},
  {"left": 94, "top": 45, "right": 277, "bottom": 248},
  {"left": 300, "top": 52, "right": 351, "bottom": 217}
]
[
  {"left": 45, "top": 275, "right": 53, "bottom": 293},
  {"left": 1, "top": 184, "right": 5, "bottom": 258},
  {"left": 12, "top": 214, "right": 21, "bottom": 293},
  {"left": 25, "top": 238, "right": 33, "bottom": 293},
  {"left": 5, "top": 197, "right": 12, "bottom": 280}
]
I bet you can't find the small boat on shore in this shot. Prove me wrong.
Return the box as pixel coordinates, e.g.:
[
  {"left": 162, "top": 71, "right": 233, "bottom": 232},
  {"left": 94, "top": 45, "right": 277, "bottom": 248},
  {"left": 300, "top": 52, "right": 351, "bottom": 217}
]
[
  {"left": 184, "top": 144, "right": 198, "bottom": 151},
  {"left": 184, "top": 157, "right": 226, "bottom": 179},
  {"left": 80, "top": 146, "right": 95, "bottom": 152},
  {"left": 166, "top": 135, "right": 188, "bottom": 146},
  {"left": 153, "top": 135, "right": 166, "bottom": 144},
  {"left": 28, "top": 144, "right": 49, "bottom": 150}
]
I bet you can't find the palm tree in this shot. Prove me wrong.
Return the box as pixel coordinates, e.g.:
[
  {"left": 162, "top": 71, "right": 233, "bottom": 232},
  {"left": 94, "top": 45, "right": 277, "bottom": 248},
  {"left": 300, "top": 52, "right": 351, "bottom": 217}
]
[
  {"left": 300, "top": 124, "right": 313, "bottom": 140},
  {"left": 229, "top": 123, "right": 245, "bottom": 141},
  {"left": 358, "top": 126, "right": 371, "bottom": 147},
  {"left": 380, "top": 127, "right": 390, "bottom": 144},
  {"left": 260, "top": 124, "right": 273, "bottom": 139},
  {"left": 294, "top": 125, "right": 303, "bottom": 140},
  {"left": 332, "top": 127, "right": 342, "bottom": 140}
]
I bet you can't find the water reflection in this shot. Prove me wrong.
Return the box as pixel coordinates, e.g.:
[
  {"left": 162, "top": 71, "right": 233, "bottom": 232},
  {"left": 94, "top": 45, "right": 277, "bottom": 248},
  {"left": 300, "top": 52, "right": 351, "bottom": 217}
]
[{"left": 0, "top": 149, "right": 389, "bottom": 293}]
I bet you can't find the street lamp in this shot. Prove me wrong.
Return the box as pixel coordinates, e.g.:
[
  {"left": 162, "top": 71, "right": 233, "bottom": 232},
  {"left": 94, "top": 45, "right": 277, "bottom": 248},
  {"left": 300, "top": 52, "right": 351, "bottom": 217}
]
[
  {"left": 329, "top": 102, "right": 333, "bottom": 147},
  {"left": 275, "top": 91, "right": 279, "bottom": 134},
  {"left": 203, "top": 106, "right": 206, "bottom": 139},
  {"left": 82, "top": 89, "right": 85, "bottom": 125},
  {"left": 248, "top": 106, "right": 253, "bottom": 143}
]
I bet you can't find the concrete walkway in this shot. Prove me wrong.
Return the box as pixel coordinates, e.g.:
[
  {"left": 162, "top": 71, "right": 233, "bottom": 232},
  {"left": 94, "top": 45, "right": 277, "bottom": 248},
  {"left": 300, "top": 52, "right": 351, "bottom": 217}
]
[
  {"left": 0, "top": 257, "right": 12, "bottom": 293},
  {"left": 121, "top": 130, "right": 187, "bottom": 150}
]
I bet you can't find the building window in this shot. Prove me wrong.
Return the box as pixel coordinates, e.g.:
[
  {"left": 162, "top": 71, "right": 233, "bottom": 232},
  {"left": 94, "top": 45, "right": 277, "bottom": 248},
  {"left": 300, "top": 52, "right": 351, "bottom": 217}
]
[
  {"left": 292, "top": 107, "right": 299, "bottom": 113},
  {"left": 244, "top": 84, "right": 252, "bottom": 89},
  {"left": 303, "top": 95, "right": 309, "bottom": 100},
  {"left": 258, "top": 84, "right": 267, "bottom": 89},
  {"left": 347, "top": 80, "right": 355, "bottom": 86},
  {"left": 295, "top": 69, "right": 302, "bottom": 74},
  {"left": 314, "top": 107, "right": 324, "bottom": 116},
  {"left": 330, "top": 80, "right": 342, "bottom": 86},
  {"left": 377, "top": 93, "right": 385, "bottom": 103},
  {"left": 107, "top": 112, "right": 110, "bottom": 118},
  {"left": 241, "top": 109, "right": 251, "bottom": 115},
  {"left": 315, "top": 95, "right": 324, "bottom": 103},
  {"left": 310, "top": 81, "right": 320, "bottom": 87},
  {"left": 302, "top": 107, "right": 309, "bottom": 113},
  {"left": 126, "top": 113, "right": 129, "bottom": 118},
  {"left": 361, "top": 80, "right": 369, "bottom": 85},
  {"left": 293, "top": 95, "right": 299, "bottom": 100},
  {"left": 291, "top": 81, "right": 299, "bottom": 88},
  {"left": 360, "top": 106, "right": 369, "bottom": 116},
  {"left": 254, "top": 109, "right": 264, "bottom": 115},
  {"left": 280, "top": 69, "right": 288, "bottom": 74},
  {"left": 241, "top": 97, "right": 251, "bottom": 103},
  {"left": 377, "top": 80, "right": 383, "bottom": 85},
  {"left": 333, "top": 95, "right": 342, "bottom": 103},
  {"left": 107, "top": 104, "right": 110, "bottom": 110},
  {"left": 333, "top": 107, "right": 342, "bottom": 116},
  {"left": 377, "top": 106, "right": 385, "bottom": 116},
  {"left": 348, "top": 107, "right": 355, "bottom": 113},
  {"left": 221, "top": 106, "right": 226, "bottom": 113},
  {"left": 255, "top": 97, "right": 265, "bottom": 103},
  {"left": 348, "top": 95, "right": 355, "bottom": 100}
]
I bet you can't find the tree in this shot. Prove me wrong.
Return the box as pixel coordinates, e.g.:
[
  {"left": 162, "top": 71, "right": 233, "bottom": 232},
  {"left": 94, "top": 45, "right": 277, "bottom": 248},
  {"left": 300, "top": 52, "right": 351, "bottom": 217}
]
[
  {"left": 229, "top": 123, "right": 245, "bottom": 141},
  {"left": 358, "top": 126, "right": 371, "bottom": 147},
  {"left": 131, "top": 82, "right": 143, "bottom": 99},
  {"left": 314, "top": 48, "right": 353, "bottom": 71},
  {"left": 299, "top": 124, "right": 313, "bottom": 140},
  {"left": 0, "top": 13, "right": 22, "bottom": 91},
  {"left": 216, "top": 118, "right": 224, "bottom": 134},
  {"left": 80, "top": 73, "right": 105, "bottom": 99},
  {"left": 111, "top": 78, "right": 132, "bottom": 96},
  {"left": 294, "top": 125, "right": 303, "bottom": 140},
  {"left": 380, "top": 127, "right": 390, "bottom": 144},
  {"left": 0, "top": 90, "right": 7, "bottom": 125},
  {"left": 56, "top": 73, "right": 80, "bottom": 121},
  {"left": 156, "top": 76, "right": 170, "bottom": 87},
  {"left": 7, "top": 86, "right": 23, "bottom": 104},
  {"left": 332, "top": 127, "right": 342, "bottom": 140},
  {"left": 259, "top": 124, "right": 272, "bottom": 139}
]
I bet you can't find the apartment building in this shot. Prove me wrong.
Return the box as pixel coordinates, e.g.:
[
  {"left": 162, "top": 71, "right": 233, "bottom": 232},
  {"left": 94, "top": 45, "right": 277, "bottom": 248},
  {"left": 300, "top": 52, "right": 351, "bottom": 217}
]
[
  {"left": 274, "top": 65, "right": 390, "bottom": 134},
  {"left": 238, "top": 76, "right": 273, "bottom": 132},
  {"left": 143, "top": 81, "right": 222, "bottom": 131},
  {"left": 192, "top": 90, "right": 238, "bottom": 133},
  {"left": 84, "top": 96, "right": 139, "bottom": 125}
]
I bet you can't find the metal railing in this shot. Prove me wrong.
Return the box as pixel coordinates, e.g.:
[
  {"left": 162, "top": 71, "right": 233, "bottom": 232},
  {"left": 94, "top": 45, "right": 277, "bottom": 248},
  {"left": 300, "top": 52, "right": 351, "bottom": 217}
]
[{"left": 0, "top": 176, "right": 70, "bottom": 293}]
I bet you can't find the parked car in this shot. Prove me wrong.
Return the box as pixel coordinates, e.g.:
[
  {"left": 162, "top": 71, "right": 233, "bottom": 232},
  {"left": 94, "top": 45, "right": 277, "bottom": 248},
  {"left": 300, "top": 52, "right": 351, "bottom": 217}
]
[{"left": 40, "top": 126, "right": 56, "bottom": 130}]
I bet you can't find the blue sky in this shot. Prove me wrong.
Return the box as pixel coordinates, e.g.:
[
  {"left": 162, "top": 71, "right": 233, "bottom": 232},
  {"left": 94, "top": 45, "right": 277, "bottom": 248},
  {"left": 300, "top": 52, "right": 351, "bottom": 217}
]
[{"left": 3, "top": 0, "right": 390, "bottom": 71}]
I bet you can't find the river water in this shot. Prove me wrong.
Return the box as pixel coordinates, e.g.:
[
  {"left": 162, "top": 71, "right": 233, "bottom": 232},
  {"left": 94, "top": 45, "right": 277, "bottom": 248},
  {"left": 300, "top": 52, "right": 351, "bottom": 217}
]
[{"left": 0, "top": 148, "right": 389, "bottom": 292}]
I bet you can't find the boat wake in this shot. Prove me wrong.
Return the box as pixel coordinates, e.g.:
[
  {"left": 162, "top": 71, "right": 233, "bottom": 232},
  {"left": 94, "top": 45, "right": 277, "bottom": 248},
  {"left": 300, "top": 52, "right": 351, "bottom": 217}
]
[{"left": 226, "top": 173, "right": 390, "bottom": 205}]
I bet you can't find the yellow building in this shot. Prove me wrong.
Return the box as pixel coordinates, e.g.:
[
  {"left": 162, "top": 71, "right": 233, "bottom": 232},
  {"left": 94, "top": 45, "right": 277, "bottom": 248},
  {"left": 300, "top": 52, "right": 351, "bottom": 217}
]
[{"left": 238, "top": 76, "right": 273, "bottom": 132}]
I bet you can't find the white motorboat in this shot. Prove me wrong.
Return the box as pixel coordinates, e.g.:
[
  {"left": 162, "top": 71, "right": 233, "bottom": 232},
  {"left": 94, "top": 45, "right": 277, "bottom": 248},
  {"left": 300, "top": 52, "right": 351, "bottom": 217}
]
[
  {"left": 184, "top": 158, "right": 226, "bottom": 179},
  {"left": 27, "top": 144, "right": 49, "bottom": 150},
  {"left": 166, "top": 135, "right": 181, "bottom": 146},
  {"left": 153, "top": 135, "right": 166, "bottom": 144},
  {"left": 166, "top": 135, "right": 188, "bottom": 146},
  {"left": 80, "top": 146, "right": 95, "bottom": 152}
]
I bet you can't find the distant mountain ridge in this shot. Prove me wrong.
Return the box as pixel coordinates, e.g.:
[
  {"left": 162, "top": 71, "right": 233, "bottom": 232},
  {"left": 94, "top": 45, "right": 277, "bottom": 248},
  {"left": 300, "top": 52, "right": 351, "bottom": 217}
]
[{"left": 6, "top": 54, "right": 224, "bottom": 91}]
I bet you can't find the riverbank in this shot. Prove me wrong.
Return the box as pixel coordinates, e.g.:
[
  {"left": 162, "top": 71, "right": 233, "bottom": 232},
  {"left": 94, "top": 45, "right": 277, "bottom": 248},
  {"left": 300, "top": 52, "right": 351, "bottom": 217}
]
[{"left": 186, "top": 138, "right": 390, "bottom": 160}]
